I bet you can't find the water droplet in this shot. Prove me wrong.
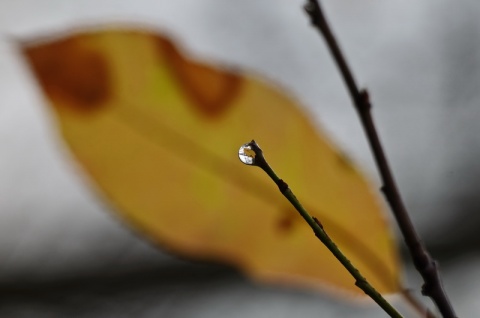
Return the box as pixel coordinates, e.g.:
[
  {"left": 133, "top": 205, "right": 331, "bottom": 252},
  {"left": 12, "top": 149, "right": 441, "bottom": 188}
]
[{"left": 238, "top": 143, "right": 256, "bottom": 165}]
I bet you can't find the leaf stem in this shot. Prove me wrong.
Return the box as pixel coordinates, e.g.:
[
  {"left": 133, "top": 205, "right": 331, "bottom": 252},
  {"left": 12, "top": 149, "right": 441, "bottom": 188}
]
[
  {"left": 302, "top": 1, "right": 456, "bottom": 317},
  {"left": 242, "top": 140, "right": 403, "bottom": 318}
]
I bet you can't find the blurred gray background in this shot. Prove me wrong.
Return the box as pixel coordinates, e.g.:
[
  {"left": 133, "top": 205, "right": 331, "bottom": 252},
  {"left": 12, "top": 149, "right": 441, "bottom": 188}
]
[{"left": 0, "top": 0, "right": 479, "bottom": 317}]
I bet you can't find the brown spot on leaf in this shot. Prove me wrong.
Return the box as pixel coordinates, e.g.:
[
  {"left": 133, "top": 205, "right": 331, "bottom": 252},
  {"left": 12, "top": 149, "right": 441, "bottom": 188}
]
[
  {"left": 23, "top": 37, "right": 111, "bottom": 114},
  {"left": 276, "top": 208, "right": 300, "bottom": 235},
  {"left": 156, "top": 36, "right": 242, "bottom": 119}
]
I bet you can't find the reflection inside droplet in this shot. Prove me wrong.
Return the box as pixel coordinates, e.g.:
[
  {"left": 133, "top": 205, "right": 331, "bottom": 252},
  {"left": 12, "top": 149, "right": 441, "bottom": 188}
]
[{"left": 238, "top": 143, "right": 256, "bottom": 165}]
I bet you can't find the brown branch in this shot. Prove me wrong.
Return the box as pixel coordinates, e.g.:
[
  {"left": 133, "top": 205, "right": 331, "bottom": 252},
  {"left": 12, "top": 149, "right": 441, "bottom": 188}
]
[{"left": 303, "top": 1, "right": 457, "bottom": 317}]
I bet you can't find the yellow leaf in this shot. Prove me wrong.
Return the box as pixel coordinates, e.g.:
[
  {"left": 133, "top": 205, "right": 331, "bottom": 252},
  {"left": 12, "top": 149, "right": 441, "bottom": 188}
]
[{"left": 22, "top": 29, "right": 401, "bottom": 296}]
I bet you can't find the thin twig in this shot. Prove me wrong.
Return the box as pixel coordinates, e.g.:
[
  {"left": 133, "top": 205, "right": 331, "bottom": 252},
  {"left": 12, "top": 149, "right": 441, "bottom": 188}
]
[
  {"left": 402, "top": 290, "right": 437, "bottom": 318},
  {"left": 239, "top": 140, "right": 403, "bottom": 318},
  {"left": 302, "top": 1, "right": 456, "bottom": 317}
]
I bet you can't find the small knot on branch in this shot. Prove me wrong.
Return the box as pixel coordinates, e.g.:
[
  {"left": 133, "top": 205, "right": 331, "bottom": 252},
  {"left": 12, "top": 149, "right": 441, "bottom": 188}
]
[
  {"left": 355, "top": 277, "right": 369, "bottom": 292},
  {"left": 420, "top": 259, "right": 439, "bottom": 296},
  {"left": 358, "top": 89, "right": 372, "bottom": 112},
  {"left": 312, "top": 216, "right": 324, "bottom": 229},
  {"left": 303, "top": 0, "right": 325, "bottom": 29},
  {"left": 277, "top": 179, "right": 289, "bottom": 193},
  {"left": 380, "top": 185, "right": 394, "bottom": 205}
]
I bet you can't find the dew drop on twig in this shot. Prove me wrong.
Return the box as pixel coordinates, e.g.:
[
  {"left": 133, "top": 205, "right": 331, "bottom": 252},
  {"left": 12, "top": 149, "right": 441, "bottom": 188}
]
[{"left": 238, "top": 143, "right": 256, "bottom": 165}]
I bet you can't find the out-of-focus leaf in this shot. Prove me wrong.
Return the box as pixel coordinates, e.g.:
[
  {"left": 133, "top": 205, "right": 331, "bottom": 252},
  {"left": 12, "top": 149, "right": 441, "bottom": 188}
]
[{"left": 22, "top": 28, "right": 400, "bottom": 296}]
